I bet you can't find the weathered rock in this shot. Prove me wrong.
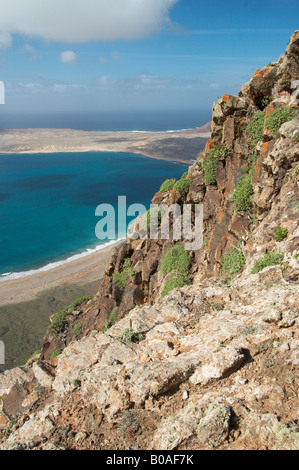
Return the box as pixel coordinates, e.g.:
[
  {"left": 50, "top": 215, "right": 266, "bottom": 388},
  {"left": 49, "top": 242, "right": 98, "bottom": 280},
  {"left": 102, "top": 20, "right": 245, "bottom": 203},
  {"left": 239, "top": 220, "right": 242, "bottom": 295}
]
[
  {"left": 190, "top": 346, "right": 245, "bottom": 385},
  {"left": 197, "top": 403, "right": 231, "bottom": 448}
]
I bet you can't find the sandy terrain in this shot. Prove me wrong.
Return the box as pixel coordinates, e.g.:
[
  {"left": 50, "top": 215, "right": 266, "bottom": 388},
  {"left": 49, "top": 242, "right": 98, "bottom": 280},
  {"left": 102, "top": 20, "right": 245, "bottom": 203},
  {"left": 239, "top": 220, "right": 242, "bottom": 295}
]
[
  {"left": 0, "top": 242, "right": 122, "bottom": 307},
  {"left": 0, "top": 125, "right": 210, "bottom": 164}
]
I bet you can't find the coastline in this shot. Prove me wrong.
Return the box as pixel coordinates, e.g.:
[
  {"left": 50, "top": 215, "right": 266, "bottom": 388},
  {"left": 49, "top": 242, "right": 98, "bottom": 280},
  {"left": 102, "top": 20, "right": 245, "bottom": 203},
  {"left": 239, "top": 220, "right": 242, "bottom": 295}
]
[
  {"left": 0, "top": 126, "right": 210, "bottom": 164},
  {"left": 0, "top": 240, "right": 124, "bottom": 307},
  {"left": 0, "top": 125, "right": 211, "bottom": 296}
]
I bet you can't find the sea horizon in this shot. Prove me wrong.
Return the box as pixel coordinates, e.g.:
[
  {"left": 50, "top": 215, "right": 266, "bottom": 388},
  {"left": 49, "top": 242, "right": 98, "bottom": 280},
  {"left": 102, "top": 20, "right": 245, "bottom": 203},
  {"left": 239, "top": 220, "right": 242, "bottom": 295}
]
[{"left": 0, "top": 109, "right": 212, "bottom": 132}]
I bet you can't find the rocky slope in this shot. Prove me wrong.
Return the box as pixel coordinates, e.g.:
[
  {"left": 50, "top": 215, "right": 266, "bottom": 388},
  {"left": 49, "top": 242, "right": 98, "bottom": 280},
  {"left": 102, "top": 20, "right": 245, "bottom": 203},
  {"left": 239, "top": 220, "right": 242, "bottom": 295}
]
[{"left": 0, "top": 32, "right": 298, "bottom": 451}]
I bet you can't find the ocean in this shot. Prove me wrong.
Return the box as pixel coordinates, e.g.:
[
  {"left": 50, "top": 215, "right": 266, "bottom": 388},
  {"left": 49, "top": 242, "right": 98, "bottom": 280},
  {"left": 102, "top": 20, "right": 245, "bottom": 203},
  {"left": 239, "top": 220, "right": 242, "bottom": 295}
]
[
  {"left": 1, "top": 109, "right": 211, "bottom": 132},
  {"left": 0, "top": 151, "right": 187, "bottom": 280}
]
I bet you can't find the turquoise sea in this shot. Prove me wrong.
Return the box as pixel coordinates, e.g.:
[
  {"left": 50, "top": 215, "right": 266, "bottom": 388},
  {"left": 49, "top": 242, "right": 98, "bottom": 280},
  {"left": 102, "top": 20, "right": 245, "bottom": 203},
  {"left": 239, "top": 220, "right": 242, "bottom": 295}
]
[{"left": 0, "top": 152, "right": 186, "bottom": 279}]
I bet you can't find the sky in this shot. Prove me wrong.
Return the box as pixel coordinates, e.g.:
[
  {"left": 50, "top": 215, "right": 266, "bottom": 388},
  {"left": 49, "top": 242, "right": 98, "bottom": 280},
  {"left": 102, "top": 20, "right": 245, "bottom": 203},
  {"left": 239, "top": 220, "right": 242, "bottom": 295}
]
[{"left": 0, "top": 0, "right": 298, "bottom": 126}]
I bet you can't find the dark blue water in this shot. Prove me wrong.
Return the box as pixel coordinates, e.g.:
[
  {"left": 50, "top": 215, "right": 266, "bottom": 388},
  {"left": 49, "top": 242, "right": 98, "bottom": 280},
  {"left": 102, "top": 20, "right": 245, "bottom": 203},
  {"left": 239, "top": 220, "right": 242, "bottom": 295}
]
[
  {"left": 1, "top": 109, "right": 211, "bottom": 131},
  {"left": 0, "top": 152, "right": 186, "bottom": 277}
]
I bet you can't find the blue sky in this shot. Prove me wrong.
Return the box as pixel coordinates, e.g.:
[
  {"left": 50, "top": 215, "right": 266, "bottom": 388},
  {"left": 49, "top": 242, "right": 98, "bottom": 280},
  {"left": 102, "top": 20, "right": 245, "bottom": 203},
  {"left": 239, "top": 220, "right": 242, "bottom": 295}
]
[{"left": 0, "top": 0, "right": 298, "bottom": 123}]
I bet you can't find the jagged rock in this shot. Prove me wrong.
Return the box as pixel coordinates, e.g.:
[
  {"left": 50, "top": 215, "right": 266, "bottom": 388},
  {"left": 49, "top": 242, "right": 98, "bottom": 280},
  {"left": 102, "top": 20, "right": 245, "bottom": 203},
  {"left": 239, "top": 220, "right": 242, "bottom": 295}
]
[
  {"left": 151, "top": 403, "right": 203, "bottom": 450},
  {"left": 32, "top": 362, "right": 55, "bottom": 389},
  {"left": 238, "top": 413, "right": 299, "bottom": 450},
  {"left": 197, "top": 403, "right": 231, "bottom": 448},
  {"left": 190, "top": 346, "right": 245, "bottom": 385}
]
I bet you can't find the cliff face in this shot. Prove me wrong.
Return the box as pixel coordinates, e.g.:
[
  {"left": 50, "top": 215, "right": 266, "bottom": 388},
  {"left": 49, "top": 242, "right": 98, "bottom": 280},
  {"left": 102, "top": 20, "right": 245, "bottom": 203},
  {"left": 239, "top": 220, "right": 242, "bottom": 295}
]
[{"left": 0, "top": 33, "right": 298, "bottom": 451}]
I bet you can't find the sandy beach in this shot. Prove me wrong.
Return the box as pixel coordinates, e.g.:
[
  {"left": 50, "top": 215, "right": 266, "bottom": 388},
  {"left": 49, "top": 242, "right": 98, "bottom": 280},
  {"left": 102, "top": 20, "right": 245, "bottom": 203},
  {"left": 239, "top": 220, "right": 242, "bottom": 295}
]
[
  {"left": 0, "top": 125, "right": 210, "bottom": 164},
  {"left": 0, "top": 242, "right": 123, "bottom": 307}
]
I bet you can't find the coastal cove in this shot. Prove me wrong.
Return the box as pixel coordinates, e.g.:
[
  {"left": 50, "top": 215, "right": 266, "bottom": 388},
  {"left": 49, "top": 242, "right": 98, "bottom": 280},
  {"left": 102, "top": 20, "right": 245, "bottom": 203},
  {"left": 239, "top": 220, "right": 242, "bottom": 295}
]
[{"left": 0, "top": 151, "right": 187, "bottom": 278}]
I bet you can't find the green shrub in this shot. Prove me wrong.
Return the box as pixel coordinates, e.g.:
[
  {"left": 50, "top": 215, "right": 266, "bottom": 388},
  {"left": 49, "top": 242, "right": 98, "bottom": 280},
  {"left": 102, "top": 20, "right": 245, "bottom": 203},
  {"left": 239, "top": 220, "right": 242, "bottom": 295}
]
[
  {"left": 294, "top": 135, "right": 299, "bottom": 142},
  {"left": 73, "top": 324, "right": 82, "bottom": 336},
  {"left": 68, "top": 295, "right": 93, "bottom": 311},
  {"left": 203, "top": 146, "right": 228, "bottom": 185},
  {"left": 275, "top": 227, "right": 288, "bottom": 242},
  {"left": 102, "top": 310, "right": 118, "bottom": 332},
  {"left": 160, "top": 245, "right": 191, "bottom": 276},
  {"left": 261, "top": 96, "right": 272, "bottom": 109},
  {"left": 251, "top": 251, "right": 285, "bottom": 274},
  {"left": 113, "top": 259, "right": 134, "bottom": 290},
  {"left": 265, "top": 106, "right": 297, "bottom": 134},
  {"left": 117, "top": 328, "right": 144, "bottom": 343},
  {"left": 49, "top": 310, "right": 68, "bottom": 335},
  {"left": 221, "top": 247, "right": 246, "bottom": 276},
  {"left": 181, "top": 171, "right": 188, "bottom": 179},
  {"left": 162, "top": 273, "right": 191, "bottom": 297},
  {"left": 233, "top": 169, "right": 254, "bottom": 212},
  {"left": 173, "top": 178, "right": 192, "bottom": 195},
  {"left": 50, "top": 349, "right": 61, "bottom": 360},
  {"left": 160, "top": 178, "right": 176, "bottom": 192},
  {"left": 246, "top": 110, "right": 266, "bottom": 145}
]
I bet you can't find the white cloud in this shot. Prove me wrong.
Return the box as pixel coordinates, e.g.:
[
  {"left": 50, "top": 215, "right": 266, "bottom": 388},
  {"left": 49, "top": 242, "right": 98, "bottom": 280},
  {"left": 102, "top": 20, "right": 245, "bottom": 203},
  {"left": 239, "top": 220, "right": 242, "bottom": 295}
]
[
  {"left": 0, "top": 31, "right": 12, "bottom": 50},
  {"left": 0, "top": 0, "right": 178, "bottom": 44},
  {"left": 111, "top": 50, "right": 120, "bottom": 60},
  {"left": 60, "top": 50, "right": 77, "bottom": 65},
  {"left": 99, "top": 57, "right": 108, "bottom": 64},
  {"left": 23, "top": 44, "right": 36, "bottom": 54},
  {"left": 22, "top": 43, "right": 41, "bottom": 60}
]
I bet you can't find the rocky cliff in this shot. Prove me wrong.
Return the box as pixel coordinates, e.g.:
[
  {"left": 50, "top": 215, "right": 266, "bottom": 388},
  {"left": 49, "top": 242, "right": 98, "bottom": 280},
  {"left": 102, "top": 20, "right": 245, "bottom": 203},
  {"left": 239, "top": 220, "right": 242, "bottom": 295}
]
[{"left": 0, "top": 32, "right": 298, "bottom": 451}]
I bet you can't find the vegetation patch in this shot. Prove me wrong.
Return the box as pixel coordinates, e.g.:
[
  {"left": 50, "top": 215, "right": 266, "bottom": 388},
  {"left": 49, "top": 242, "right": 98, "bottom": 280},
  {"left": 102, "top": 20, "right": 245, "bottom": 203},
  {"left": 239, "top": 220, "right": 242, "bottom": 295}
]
[
  {"left": 117, "top": 328, "right": 144, "bottom": 343},
  {"left": 173, "top": 177, "right": 192, "bottom": 195},
  {"left": 221, "top": 247, "right": 246, "bottom": 276},
  {"left": 50, "top": 349, "right": 61, "bottom": 360},
  {"left": 246, "top": 109, "right": 266, "bottom": 147},
  {"left": 295, "top": 135, "right": 299, "bottom": 142},
  {"left": 68, "top": 295, "right": 93, "bottom": 311},
  {"left": 275, "top": 227, "right": 288, "bottom": 242},
  {"left": 160, "top": 245, "right": 191, "bottom": 276},
  {"left": 101, "top": 310, "right": 118, "bottom": 332},
  {"left": 261, "top": 96, "right": 272, "bottom": 109},
  {"left": 48, "top": 310, "right": 68, "bottom": 336},
  {"left": 265, "top": 106, "right": 297, "bottom": 134},
  {"left": 162, "top": 273, "right": 191, "bottom": 297},
  {"left": 251, "top": 251, "right": 285, "bottom": 274},
  {"left": 233, "top": 169, "right": 254, "bottom": 212},
  {"left": 73, "top": 324, "right": 82, "bottom": 336},
  {"left": 203, "top": 146, "right": 228, "bottom": 185},
  {"left": 160, "top": 178, "right": 176, "bottom": 192},
  {"left": 113, "top": 259, "right": 134, "bottom": 290},
  {"left": 159, "top": 172, "right": 191, "bottom": 195}
]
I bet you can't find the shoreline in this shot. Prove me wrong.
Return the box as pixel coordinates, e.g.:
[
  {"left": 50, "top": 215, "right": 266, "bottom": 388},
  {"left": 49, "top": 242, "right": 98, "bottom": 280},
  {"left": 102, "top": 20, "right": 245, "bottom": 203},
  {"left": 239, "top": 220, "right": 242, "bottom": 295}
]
[
  {"left": 0, "top": 126, "right": 210, "bottom": 164},
  {"left": 0, "top": 124, "right": 210, "bottom": 306},
  {"left": 0, "top": 238, "right": 126, "bottom": 284},
  {"left": 0, "top": 240, "right": 124, "bottom": 307}
]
